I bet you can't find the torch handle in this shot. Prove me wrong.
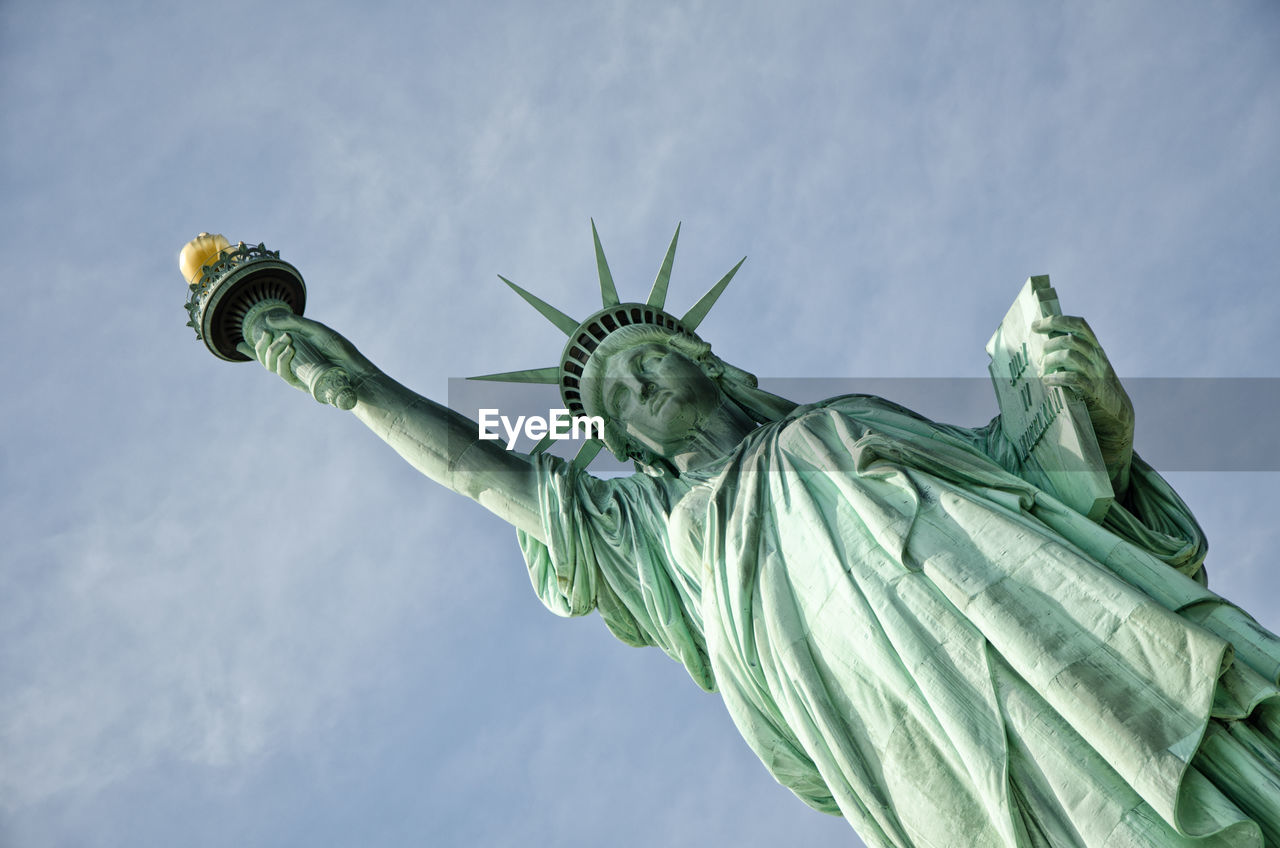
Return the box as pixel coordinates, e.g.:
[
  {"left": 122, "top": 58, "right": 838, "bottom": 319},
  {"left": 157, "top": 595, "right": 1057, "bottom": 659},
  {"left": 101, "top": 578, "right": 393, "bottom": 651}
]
[
  {"left": 290, "top": 336, "right": 358, "bottom": 410},
  {"left": 242, "top": 302, "right": 358, "bottom": 411}
]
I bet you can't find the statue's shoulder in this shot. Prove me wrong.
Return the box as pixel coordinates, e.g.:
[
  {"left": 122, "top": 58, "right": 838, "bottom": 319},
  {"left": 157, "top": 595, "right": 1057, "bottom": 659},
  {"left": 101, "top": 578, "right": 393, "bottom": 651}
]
[
  {"left": 575, "top": 460, "right": 690, "bottom": 514},
  {"left": 786, "top": 393, "right": 936, "bottom": 427},
  {"left": 755, "top": 394, "right": 966, "bottom": 457}
]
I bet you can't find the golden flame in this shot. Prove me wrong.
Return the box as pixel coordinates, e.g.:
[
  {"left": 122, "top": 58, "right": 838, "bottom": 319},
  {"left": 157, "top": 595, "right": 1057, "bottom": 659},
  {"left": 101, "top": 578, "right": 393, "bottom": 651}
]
[{"left": 178, "top": 232, "right": 233, "bottom": 285}]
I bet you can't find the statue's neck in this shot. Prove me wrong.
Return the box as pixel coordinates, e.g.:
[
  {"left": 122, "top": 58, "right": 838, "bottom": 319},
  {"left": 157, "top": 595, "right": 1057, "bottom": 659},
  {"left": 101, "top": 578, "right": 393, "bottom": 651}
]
[{"left": 670, "top": 395, "right": 756, "bottom": 474}]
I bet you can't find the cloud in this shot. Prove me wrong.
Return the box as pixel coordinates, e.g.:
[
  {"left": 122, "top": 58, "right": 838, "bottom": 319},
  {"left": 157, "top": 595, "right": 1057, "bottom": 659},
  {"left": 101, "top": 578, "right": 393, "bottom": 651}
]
[{"left": 2, "top": 1, "right": 1277, "bottom": 847}]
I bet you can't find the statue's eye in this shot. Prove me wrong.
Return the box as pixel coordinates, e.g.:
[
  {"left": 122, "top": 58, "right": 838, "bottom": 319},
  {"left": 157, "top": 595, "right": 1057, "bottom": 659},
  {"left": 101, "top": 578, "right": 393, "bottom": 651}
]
[{"left": 609, "top": 385, "right": 630, "bottom": 416}]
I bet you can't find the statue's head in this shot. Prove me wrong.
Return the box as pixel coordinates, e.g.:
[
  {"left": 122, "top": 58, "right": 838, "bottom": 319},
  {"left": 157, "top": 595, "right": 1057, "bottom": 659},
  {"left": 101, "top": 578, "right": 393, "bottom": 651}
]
[
  {"left": 578, "top": 324, "right": 723, "bottom": 465},
  {"left": 471, "top": 223, "right": 789, "bottom": 474}
]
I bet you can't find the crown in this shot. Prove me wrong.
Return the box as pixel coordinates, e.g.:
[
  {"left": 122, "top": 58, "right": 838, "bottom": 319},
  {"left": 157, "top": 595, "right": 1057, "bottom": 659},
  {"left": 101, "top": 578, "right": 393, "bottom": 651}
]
[{"left": 471, "top": 221, "right": 744, "bottom": 469}]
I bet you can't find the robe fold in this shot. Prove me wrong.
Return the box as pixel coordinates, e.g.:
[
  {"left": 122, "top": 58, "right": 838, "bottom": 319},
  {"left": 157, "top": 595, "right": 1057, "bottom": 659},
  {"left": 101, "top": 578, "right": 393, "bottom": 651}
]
[{"left": 517, "top": 395, "right": 1280, "bottom": 847}]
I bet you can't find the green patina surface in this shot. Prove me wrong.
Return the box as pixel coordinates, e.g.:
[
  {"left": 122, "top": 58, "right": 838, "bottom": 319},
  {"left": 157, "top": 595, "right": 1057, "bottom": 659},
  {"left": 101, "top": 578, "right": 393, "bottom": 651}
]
[{"left": 190, "top": 227, "right": 1280, "bottom": 847}]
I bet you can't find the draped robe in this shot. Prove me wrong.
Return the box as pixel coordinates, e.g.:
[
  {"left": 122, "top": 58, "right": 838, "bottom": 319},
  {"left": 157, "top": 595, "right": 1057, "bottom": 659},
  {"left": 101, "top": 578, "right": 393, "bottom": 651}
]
[{"left": 517, "top": 395, "right": 1280, "bottom": 847}]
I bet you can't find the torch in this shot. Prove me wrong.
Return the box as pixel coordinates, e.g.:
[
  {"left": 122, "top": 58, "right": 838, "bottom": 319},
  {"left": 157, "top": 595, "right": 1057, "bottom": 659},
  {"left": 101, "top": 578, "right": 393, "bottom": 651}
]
[{"left": 179, "top": 233, "right": 356, "bottom": 410}]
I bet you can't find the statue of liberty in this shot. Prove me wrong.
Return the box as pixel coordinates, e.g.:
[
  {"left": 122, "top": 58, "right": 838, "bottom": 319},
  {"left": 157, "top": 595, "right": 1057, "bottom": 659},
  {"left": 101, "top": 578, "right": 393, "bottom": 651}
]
[{"left": 181, "top": 226, "right": 1280, "bottom": 847}]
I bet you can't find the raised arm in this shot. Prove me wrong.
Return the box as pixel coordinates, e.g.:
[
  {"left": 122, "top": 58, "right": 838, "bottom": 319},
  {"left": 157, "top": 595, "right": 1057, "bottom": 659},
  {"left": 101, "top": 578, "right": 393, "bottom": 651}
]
[{"left": 240, "top": 310, "right": 547, "bottom": 542}]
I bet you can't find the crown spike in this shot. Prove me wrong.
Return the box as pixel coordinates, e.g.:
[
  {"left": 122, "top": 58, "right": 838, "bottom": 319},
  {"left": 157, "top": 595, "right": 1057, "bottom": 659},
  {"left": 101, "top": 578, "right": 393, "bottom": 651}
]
[
  {"left": 481, "top": 226, "right": 742, "bottom": 473},
  {"left": 681, "top": 257, "right": 745, "bottom": 331},
  {"left": 529, "top": 432, "right": 556, "bottom": 455},
  {"left": 499, "top": 275, "right": 580, "bottom": 336},
  {"left": 645, "top": 223, "right": 681, "bottom": 309},
  {"left": 571, "top": 439, "right": 605, "bottom": 472},
  {"left": 468, "top": 366, "right": 560, "bottom": 384},
  {"left": 591, "top": 219, "right": 620, "bottom": 307}
]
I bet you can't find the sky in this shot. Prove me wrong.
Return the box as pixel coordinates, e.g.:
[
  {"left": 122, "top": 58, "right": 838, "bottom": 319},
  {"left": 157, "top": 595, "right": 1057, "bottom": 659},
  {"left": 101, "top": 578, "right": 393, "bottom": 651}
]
[{"left": 2, "top": 1, "right": 1278, "bottom": 846}]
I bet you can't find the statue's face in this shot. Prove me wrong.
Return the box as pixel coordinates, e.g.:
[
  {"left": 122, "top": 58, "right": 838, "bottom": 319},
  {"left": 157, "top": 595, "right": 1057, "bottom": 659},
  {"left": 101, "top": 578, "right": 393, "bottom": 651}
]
[{"left": 600, "top": 342, "right": 720, "bottom": 456}]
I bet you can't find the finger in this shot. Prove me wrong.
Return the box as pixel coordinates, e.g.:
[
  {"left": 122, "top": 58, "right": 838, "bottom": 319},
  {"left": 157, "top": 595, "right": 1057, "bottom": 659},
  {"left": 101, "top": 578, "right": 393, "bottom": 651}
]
[
  {"left": 263, "top": 311, "right": 341, "bottom": 356},
  {"left": 276, "top": 338, "right": 296, "bottom": 380},
  {"left": 255, "top": 329, "right": 275, "bottom": 363},
  {"left": 265, "top": 311, "right": 334, "bottom": 340},
  {"left": 263, "top": 336, "right": 280, "bottom": 373},
  {"left": 1042, "top": 370, "right": 1091, "bottom": 395},
  {"left": 1041, "top": 348, "right": 1096, "bottom": 377},
  {"left": 264, "top": 335, "right": 304, "bottom": 388},
  {"left": 236, "top": 342, "right": 254, "bottom": 359},
  {"left": 1032, "top": 315, "right": 1098, "bottom": 345},
  {"left": 266, "top": 333, "right": 294, "bottom": 372},
  {"left": 262, "top": 310, "right": 306, "bottom": 331},
  {"left": 1041, "top": 333, "right": 1099, "bottom": 361}
]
